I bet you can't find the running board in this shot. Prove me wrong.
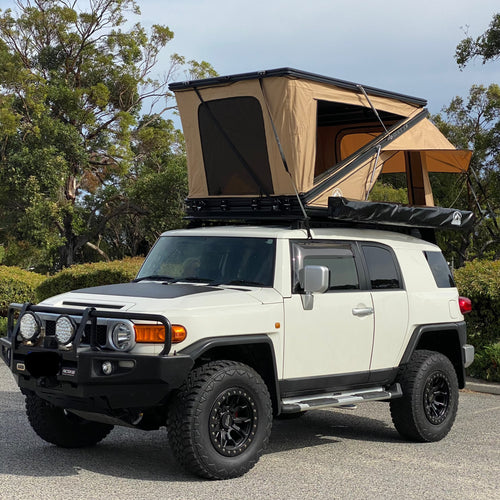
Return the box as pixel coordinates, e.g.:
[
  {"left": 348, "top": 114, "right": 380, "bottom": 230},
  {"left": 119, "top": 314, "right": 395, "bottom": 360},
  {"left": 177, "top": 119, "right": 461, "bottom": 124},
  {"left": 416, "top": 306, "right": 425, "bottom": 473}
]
[{"left": 280, "top": 384, "right": 402, "bottom": 413}]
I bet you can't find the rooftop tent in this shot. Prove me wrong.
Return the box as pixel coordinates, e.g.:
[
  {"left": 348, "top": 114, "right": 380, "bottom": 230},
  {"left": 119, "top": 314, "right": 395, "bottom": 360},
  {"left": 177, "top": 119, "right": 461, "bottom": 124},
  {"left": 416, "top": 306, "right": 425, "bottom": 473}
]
[{"left": 169, "top": 68, "right": 471, "bottom": 215}]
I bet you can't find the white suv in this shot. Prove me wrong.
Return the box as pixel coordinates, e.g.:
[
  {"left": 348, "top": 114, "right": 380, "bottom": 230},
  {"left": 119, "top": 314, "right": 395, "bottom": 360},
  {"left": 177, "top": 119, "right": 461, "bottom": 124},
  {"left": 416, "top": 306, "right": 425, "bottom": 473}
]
[{"left": 1, "top": 224, "right": 474, "bottom": 479}]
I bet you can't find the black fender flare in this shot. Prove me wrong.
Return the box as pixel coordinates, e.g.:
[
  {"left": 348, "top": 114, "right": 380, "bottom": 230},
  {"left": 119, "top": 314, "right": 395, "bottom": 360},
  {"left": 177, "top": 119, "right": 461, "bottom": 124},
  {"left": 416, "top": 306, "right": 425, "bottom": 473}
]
[{"left": 179, "top": 335, "right": 281, "bottom": 413}]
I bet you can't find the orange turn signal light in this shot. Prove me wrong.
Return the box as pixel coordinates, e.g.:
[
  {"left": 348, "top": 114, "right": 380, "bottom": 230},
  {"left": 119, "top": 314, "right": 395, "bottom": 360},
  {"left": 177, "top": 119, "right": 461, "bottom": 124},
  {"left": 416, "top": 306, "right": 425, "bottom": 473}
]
[{"left": 134, "top": 324, "right": 187, "bottom": 344}]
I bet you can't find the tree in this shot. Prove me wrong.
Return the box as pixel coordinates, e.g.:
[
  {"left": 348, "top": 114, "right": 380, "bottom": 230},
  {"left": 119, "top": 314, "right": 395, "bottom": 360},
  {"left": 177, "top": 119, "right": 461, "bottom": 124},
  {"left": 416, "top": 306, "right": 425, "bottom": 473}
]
[
  {"left": 455, "top": 13, "right": 500, "bottom": 68},
  {"left": 433, "top": 84, "right": 500, "bottom": 264},
  {"left": 0, "top": 0, "right": 215, "bottom": 271},
  {"left": 97, "top": 115, "right": 189, "bottom": 259}
]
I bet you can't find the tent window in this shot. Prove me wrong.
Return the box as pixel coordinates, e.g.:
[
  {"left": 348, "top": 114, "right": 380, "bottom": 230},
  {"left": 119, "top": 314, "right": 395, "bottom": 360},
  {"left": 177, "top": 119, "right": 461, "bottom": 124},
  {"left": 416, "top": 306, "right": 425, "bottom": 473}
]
[
  {"left": 314, "top": 100, "right": 403, "bottom": 179},
  {"left": 198, "top": 96, "right": 273, "bottom": 196}
]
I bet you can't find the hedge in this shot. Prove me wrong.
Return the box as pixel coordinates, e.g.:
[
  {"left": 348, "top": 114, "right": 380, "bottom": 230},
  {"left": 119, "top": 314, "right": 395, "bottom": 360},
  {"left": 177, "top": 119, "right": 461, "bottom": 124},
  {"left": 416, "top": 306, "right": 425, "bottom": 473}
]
[
  {"left": 36, "top": 257, "right": 144, "bottom": 302},
  {"left": 455, "top": 260, "right": 500, "bottom": 382},
  {"left": 0, "top": 266, "right": 45, "bottom": 317}
]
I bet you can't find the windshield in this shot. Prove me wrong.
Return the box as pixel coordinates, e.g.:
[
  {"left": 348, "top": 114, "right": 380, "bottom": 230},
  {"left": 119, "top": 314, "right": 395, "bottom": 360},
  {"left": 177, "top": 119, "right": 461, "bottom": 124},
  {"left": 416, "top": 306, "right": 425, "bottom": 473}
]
[{"left": 136, "top": 236, "right": 276, "bottom": 287}]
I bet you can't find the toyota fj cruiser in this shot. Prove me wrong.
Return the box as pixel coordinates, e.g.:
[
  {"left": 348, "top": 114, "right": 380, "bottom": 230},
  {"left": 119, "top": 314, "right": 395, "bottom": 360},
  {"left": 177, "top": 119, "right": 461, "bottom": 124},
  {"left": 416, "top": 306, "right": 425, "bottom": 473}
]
[{"left": 0, "top": 69, "right": 475, "bottom": 479}]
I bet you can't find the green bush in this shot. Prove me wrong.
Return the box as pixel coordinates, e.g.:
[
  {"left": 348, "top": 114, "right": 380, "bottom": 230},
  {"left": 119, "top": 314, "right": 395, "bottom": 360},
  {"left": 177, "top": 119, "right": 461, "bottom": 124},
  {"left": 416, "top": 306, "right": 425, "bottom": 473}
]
[
  {"left": 0, "top": 266, "right": 45, "bottom": 317},
  {"left": 455, "top": 260, "right": 500, "bottom": 382},
  {"left": 36, "top": 257, "right": 144, "bottom": 302},
  {"left": 467, "top": 343, "right": 500, "bottom": 382}
]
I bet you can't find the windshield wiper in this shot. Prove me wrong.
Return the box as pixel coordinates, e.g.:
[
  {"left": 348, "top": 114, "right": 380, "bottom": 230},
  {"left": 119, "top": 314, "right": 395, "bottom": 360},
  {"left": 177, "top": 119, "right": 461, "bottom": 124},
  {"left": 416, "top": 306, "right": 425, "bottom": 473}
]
[
  {"left": 210, "top": 279, "right": 265, "bottom": 287},
  {"left": 176, "top": 277, "right": 217, "bottom": 284},
  {"left": 132, "top": 275, "right": 176, "bottom": 283}
]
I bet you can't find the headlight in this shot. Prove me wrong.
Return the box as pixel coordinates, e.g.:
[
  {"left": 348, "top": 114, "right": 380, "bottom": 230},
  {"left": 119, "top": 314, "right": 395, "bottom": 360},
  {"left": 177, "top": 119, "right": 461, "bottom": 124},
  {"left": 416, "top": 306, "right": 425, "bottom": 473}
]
[
  {"left": 55, "top": 315, "right": 76, "bottom": 345},
  {"left": 110, "top": 321, "right": 136, "bottom": 351},
  {"left": 19, "top": 313, "right": 41, "bottom": 342}
]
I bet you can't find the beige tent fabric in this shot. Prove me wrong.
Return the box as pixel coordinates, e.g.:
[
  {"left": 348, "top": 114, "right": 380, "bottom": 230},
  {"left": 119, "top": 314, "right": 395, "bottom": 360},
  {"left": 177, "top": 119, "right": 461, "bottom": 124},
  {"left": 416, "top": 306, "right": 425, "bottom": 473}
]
[
  {"left": 173, "top": 74, "right": 470, "bottom": 207},
  {"left": 174, "top": 76, "right": 421, "bottom": 198}
]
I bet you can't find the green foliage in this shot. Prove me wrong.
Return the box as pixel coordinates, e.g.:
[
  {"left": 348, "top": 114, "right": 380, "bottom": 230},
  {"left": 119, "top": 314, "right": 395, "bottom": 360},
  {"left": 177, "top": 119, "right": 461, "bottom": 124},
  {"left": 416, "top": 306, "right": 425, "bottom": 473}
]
[
  {"left": 36, "top": 257, "right": 143, "bottom": 301},
  {"left": 0, "top": 266, "right": 45, "bottom": 317},
  {"left": 467, "top": 343, "right": 500, "bottom": 382},
  {"left": 369, "top": 182, "right": 408, "bottom": 204},
  {"left": 455, "top": 260, "right": 500, "bottom": 381},
  {"left": 0, "top": 0, "right": 216, "bottom": 270},
  {"left": 455, "top": 13, "right": 500, "bottom": 68},
  {"left": 455, "top": 260, "right": 500, "bottom": 347},
  {"left": 433, "top": 84, "right": 500, "bottom": 265}
]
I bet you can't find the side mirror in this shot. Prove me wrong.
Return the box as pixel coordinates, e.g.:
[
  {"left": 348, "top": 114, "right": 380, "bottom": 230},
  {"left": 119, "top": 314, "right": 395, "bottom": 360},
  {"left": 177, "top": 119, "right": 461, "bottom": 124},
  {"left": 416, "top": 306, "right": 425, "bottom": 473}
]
[{"left": 299, "top": 265, "right": 329, "bottom": 310}]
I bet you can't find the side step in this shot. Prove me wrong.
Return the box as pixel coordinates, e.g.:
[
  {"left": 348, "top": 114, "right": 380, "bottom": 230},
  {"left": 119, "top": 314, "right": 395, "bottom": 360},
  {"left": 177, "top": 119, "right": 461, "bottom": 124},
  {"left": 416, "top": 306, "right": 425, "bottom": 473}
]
[{"left": 280, "top": 384, "right": 402, "bottom": 414}]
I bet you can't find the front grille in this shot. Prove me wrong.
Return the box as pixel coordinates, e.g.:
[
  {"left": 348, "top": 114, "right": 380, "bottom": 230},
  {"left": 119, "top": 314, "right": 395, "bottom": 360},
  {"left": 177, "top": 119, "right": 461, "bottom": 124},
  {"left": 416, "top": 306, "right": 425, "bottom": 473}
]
[{"left": 45, "top": 320, "right": 107, "bottom": 346}]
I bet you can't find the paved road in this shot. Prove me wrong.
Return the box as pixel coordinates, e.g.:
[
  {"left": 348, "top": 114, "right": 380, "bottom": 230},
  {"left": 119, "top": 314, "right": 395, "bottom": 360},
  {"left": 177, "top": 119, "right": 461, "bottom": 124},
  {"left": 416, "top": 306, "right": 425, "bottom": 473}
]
[{"left": 0, "top": 363, "right": 498, "bottom": 500}]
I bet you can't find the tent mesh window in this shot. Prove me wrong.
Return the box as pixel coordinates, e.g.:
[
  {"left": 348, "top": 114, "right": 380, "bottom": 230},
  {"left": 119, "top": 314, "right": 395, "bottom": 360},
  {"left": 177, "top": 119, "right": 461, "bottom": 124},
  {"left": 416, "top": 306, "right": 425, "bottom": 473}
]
[{"left": 198, "top": 96, "right": 274, "bottom": 196}]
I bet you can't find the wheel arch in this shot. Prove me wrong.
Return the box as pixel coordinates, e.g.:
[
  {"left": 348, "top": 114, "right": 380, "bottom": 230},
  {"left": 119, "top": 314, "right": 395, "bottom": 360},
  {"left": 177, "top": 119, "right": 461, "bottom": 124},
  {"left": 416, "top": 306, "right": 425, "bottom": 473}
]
[
  {"left": 179, "top": 335, "right": 281, "bottom": 414},
  {"left": 400, "top": 322, "right": 467, "bottom": 388}
]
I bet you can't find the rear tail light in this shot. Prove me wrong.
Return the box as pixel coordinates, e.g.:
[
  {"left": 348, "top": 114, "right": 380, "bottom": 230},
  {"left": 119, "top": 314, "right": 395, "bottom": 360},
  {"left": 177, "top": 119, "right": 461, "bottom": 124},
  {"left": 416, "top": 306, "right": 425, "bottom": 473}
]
[{"left": 458, "top": 296, "right": 472, "bottom": 315}]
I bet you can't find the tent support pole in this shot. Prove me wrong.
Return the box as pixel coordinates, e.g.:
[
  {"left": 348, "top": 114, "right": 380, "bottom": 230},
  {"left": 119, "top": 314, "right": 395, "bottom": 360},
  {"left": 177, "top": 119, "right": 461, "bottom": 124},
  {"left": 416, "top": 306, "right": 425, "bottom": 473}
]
[{"left": 356, "top": 85, "right": 388, "bottom": 134}]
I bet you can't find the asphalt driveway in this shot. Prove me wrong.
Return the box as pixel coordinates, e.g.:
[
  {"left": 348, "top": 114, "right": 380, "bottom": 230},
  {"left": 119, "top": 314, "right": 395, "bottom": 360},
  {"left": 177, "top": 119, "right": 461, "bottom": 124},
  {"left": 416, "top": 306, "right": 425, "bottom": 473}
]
[{"left": 0, "top": 363, "right": 498, "bottom": 500}]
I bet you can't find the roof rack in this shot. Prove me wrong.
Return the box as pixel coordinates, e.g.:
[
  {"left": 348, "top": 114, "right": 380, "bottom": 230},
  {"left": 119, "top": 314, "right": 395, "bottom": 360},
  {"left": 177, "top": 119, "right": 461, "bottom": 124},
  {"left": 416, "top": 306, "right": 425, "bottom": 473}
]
[{"left": 185, "top": 196, "right": 474, "bottom": 232}]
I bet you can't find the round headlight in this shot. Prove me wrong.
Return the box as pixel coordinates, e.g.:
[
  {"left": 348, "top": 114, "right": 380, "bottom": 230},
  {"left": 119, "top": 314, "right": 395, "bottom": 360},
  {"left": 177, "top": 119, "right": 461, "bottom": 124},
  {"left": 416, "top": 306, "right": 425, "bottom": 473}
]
[
  {"left": 110, "top": 322, "right": 136, "bottom": 352},
  {"left": 19, "top": 313, "right": 41, "bottom": 342},
  {"left": 55, "top": 315, "right": 76, "bottom": 345}
]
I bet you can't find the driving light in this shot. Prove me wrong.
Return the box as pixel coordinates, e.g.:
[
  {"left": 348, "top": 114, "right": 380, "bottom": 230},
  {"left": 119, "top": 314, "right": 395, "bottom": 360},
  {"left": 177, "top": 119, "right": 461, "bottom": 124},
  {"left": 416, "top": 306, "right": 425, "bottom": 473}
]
[
  {"left": 110, "top": 322, "right": 136, "bottom": 351},
  {"left": 55, "top": 315, "right": 76, "bottom": 345},
  {"left": 19, "top": 313, "right": 41, "bottom": 342},
  {"left": 102, "top": 361, "right": 113, "bottom": 375}
]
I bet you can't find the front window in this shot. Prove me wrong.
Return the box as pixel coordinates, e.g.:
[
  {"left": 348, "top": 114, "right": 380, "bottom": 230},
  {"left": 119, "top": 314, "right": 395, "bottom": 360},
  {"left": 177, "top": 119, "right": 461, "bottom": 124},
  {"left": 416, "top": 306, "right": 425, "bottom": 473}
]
[
  {"left": 291, "top": 241, "right": 360, "bottom": 292},
  {"left": 137, "top": 236, "right": 276, "bottom": 287}
]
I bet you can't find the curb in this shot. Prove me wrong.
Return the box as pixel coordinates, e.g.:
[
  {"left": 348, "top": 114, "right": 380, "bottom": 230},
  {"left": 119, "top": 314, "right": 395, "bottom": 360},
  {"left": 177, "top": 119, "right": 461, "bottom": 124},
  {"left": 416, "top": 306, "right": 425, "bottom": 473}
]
[{"left": 465, "top": 377, "right": 500, "bottom": 395}]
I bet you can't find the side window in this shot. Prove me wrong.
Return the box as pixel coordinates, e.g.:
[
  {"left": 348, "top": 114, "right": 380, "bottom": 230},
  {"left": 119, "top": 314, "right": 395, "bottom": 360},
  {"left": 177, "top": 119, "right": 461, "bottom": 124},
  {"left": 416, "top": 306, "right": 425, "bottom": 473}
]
[
  {"left": 361, "top": 245, "right": 401, "bottom": 290},
  {"left": 291, "top": 241, "right": 360, "bottom": 292},
  {"left": 424, "top": 251, "right": 455, "bottom": 288}
]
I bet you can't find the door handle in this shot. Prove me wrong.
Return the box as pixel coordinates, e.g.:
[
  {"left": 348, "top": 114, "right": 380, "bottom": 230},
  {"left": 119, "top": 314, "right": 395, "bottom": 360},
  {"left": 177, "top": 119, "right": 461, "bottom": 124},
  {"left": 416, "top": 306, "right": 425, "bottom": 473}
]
[{"left": 352, "top": 307, "right": 374, "bottom": 317}]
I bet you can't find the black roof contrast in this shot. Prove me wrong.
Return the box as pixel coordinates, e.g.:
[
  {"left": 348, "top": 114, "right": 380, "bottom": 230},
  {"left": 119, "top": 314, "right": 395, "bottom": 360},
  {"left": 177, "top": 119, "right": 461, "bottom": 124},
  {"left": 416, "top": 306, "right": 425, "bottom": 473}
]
[{"left": 168, "top": 67, "right": 427, "bottom": 107}]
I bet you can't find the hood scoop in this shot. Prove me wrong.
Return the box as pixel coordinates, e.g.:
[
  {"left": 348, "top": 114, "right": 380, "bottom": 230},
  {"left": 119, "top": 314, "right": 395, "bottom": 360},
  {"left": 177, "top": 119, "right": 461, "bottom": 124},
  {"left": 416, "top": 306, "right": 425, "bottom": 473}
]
[{"left": 62, "top": 301, "right": 125, "bottom": 310}]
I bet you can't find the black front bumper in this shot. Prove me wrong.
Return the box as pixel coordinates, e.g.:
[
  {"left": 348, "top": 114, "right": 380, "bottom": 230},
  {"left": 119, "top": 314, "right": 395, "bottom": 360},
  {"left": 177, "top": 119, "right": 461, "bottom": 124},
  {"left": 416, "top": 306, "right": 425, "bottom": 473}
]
[{"left": 1, "top": 304, "right": 194, "bottom": 412}]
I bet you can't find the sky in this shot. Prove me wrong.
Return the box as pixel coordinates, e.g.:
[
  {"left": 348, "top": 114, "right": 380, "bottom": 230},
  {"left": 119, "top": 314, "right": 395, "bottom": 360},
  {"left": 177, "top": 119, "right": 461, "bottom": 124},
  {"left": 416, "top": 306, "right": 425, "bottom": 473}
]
[
  {"left": 0, "top": 0, "right": 498, "bottom": 116},
  {"left": 136, "top": 0, "right": 499, "bottom": 115}
]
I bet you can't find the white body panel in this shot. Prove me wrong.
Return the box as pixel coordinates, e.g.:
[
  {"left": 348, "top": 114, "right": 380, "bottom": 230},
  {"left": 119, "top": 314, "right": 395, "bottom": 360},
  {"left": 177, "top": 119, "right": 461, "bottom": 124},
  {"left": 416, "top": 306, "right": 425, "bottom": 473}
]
[{"left": 40, "top": 225, "right": 463, "bottom": 382}]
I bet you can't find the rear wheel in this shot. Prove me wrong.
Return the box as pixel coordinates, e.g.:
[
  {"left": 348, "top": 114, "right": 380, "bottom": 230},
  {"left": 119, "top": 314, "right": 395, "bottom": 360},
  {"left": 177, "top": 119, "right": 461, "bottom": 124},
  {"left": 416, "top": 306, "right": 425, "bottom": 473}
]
[
  {"left": 167, "top": 361, "right": 272, "bottom": 479},
  {"left": 390, "top": 350, "right": 459, "bottom": 442},
  {"left": 25, "top": 393, "right": 113, "bottom": 448}
]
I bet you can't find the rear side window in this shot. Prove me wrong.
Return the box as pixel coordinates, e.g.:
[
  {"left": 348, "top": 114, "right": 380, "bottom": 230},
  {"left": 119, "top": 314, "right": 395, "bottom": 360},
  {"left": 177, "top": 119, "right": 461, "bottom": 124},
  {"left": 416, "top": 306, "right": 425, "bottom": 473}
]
[
  {"left": 361, "top": 245, "right": 402, "bottom": 290},
  {"left": 424, "top": 251, "right": 455, "bottom": 288}
]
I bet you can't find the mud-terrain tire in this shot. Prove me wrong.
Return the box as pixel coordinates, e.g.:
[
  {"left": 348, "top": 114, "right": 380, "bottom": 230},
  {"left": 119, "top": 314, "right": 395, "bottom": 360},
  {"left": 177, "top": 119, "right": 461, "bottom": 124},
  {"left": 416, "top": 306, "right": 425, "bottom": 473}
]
[
  {"left": 26, "top": 393, "right": 113, "bottom": 448},
  {"left": 167, "top": 360, "right": 273, "bottom": 480},
  {"left": 390, "top": 350, "right": 459, "bottom": 442}
]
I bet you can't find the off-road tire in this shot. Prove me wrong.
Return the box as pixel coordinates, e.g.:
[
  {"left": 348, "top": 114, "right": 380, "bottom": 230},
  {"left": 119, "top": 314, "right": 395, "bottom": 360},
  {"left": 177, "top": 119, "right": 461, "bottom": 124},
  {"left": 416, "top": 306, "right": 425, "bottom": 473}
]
[
  {"left": 167, "top": 360, "right": 272, "bottom": 480},
  {"left": 390, "top": 350, "right": 459, "bottom": 442},
  {"left": 26, "top": 393, "right": 113, "bottom": 448}
]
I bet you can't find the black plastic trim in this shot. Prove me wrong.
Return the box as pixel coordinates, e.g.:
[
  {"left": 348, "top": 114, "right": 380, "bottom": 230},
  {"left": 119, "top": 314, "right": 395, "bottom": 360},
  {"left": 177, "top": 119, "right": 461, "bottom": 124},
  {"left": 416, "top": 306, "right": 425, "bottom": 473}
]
[
  {"left": 169, "top": 67, "right": 427, "bottom": 107},
  {"left": 401, "top": 322, "right": 467, "bottom": 365},
  {"left": 180, "top": 334, "right": 281, "bottom": 412},
  {"left": 400, "top": 321, "right": 467, "bottom": 387},
  {"left": 279, "top": 369, "right": 398, "bottom": 398}
]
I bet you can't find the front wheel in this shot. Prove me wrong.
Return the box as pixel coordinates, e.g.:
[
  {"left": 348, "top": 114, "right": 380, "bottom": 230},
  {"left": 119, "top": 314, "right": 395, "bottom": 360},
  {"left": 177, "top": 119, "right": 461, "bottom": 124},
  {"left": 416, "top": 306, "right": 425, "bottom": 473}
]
[
  {"left": 25, "top": 393, "right": 114, "bottom": 448},
  {"left": 390, "top": 350, "right": 459, "bottom": 442},
  {"left": 167, "top": 361, "right": 273, "bottom": 479}
]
